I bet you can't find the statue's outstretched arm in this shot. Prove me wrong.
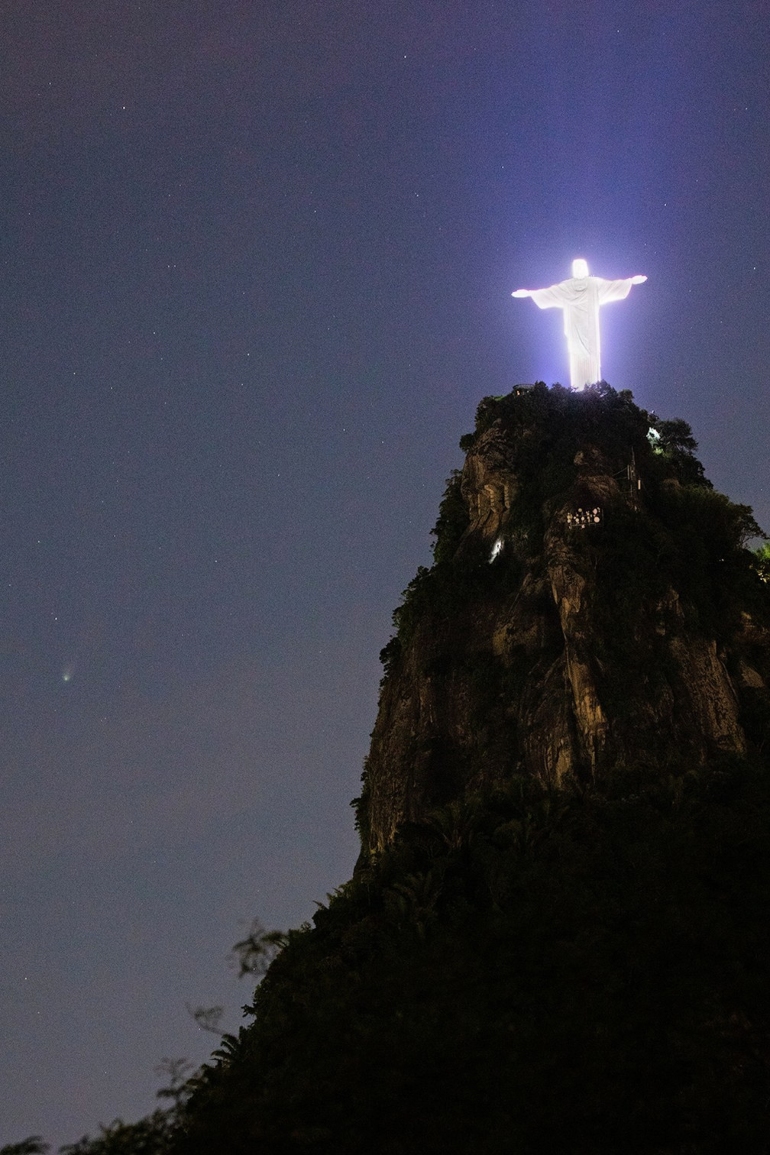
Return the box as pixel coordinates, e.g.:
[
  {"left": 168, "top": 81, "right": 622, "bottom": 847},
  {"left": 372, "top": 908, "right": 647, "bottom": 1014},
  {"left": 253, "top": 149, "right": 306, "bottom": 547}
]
[
  {"left": 513, "top": 283, "right": 565, "bottom": 308},
  {"left": 597, "top": 274, "right": 648, "bottom": 304}
]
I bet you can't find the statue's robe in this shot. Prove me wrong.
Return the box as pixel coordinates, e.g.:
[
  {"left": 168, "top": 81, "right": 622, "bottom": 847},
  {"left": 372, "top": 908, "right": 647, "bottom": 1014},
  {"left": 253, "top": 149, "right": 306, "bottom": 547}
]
[{"left": 530, "top": 275, "right": 637, "bottom": 389}]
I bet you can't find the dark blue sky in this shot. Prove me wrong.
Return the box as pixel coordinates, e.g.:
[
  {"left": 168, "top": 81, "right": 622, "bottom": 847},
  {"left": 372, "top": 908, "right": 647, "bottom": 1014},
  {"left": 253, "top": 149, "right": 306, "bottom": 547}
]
[{"left": 1, "top": 1, "right": 768, "bottom": 1145}]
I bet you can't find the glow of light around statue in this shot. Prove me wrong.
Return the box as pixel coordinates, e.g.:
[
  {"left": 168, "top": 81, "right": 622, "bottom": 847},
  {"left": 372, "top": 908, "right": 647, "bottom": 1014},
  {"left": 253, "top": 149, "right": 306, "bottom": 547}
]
[{"left": 512, "top": 259, "right": 647, "bottom": 390}]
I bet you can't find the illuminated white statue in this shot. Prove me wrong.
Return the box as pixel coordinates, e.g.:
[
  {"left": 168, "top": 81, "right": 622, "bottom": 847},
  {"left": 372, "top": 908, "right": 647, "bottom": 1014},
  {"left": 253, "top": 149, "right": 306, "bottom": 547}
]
[{"left": 512, "top": 259, "right": 647, "bottom": 389}]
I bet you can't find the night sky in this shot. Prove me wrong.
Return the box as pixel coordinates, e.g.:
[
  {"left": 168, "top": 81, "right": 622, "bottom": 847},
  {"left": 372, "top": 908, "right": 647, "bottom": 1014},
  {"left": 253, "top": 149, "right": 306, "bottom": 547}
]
[{"left": 1, "top": 1, "right": 768, "bottom": 1146}]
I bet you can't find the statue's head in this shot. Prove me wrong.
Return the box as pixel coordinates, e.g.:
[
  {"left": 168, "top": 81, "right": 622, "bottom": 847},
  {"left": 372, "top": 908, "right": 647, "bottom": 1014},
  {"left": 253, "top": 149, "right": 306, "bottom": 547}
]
[{"left": 572, "top": 258, "right": 589, "bottom": 279}]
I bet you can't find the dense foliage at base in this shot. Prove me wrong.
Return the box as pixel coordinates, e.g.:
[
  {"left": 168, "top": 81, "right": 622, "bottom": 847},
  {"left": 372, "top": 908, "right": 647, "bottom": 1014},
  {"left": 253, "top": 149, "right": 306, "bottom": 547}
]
[
  {"left": 171, "top": 759, "right": 770, "bottom": 1154},
  {"left": 27, "top": 750, "right": 770, "bottom": 1153}
]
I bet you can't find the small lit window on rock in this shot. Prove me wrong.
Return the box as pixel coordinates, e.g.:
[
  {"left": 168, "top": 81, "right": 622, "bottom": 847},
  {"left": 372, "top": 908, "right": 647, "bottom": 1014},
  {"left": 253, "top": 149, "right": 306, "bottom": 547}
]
[{"left": 566, "top": 507, "right": 602, "bottom": 529}]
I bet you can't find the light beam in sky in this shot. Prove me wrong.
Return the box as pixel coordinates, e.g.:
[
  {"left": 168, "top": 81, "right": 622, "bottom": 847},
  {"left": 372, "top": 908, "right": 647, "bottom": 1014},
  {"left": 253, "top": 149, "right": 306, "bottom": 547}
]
[{"left": 513, "top": 259, "right": 647, "bottom": 390}]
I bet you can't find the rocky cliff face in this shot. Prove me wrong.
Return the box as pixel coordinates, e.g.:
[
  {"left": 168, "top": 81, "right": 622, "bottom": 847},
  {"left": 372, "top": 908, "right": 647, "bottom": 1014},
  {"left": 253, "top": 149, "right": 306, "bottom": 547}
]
[{"left": 358, "top": 384, "right": 770, "bottom": 856}]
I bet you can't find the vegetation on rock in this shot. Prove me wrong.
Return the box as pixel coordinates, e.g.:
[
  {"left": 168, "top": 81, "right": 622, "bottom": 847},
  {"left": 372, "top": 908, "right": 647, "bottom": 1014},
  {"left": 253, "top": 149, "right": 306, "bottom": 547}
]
[
  {"left": 360, "top": 384, "right": 769, "bottom": 852},
  {"left": 168, "top": 386, "right": 770, "bottom": 1154},
  {"left": 174, "top": 760, "right": 770, "bottom": 1154},
  {"left": 9, "top": 385, "right": 770, "bottom": 1155}
]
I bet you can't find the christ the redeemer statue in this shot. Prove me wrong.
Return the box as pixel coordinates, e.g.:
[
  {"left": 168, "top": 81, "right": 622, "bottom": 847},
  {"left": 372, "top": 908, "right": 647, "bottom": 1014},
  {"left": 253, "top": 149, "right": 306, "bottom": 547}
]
[{"left": 512, "top": 259, "right": 647, "bottom": 390}]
